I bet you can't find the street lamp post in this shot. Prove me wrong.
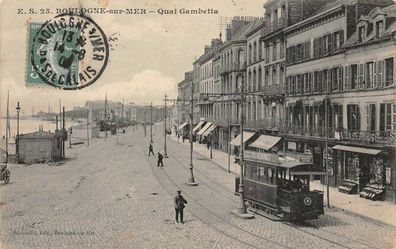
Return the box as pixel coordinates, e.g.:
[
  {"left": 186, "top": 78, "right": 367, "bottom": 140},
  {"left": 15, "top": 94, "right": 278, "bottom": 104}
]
[
  {"left": 150, "top": 102, "right": 153, "bottom": 143},
  {"left": 163, "top": 94, "right": 168, "bottom": 158},
  {"left": 186, "top": 85, "right": 198, "bottom": 186},
  {"left": 16, "top": 102, "right": 21, "bottom": 164},
  {"left": 232, "top": 48, "right": 253, "bottom": 219}
]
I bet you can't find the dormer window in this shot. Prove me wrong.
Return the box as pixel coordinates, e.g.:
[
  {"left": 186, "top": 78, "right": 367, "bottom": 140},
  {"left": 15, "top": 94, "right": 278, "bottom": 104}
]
[
  {"left": 376, "top": 20, "right": 384, "bottom": 38},
  {"left": 358, "top": 26, "right": 366, "bottom": 42}
]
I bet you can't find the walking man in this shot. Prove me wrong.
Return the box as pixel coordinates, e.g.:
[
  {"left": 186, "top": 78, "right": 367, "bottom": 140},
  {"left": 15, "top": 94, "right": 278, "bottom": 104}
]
[
  {"left": 157, "top": 152, "right": 164, "bottom": 167},
  {"left": 174, "top": 190, "right": 187, "bottom": 224},
  {"left": 148, "top": 143, "right": 154, "bottom": 156}
]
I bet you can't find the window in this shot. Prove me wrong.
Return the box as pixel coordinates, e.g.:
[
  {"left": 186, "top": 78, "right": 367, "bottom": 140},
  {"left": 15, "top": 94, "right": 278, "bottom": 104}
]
[
  {"left": 380, "top": 103, "right": 394, "bottom": 131},
  {"left": 358, "top": 63, "right": 364, "bottom": 88},
  {"left": 332, "top": 67, "right": 339, "bottom": 91},
  {"left": 385, "top": 58, "right": 394, "bottom": 86},
  {"left": 272, "top": 67, "right": 277, "bottom": 85},
  {"left": 376, "top": 20, "right": 384, "bottom": 38},
  {"left": 313, "top": 71, "right": 319, "bottom": 92},
  {"left": 366, "top": 104, "right": 376, "bottom": 132},
  {"left": 272, "top": 43, "right": 277, "bottom": 61},
  {"left": 333, "top": 105, "right": 343, "bottom": 129},
  {"left": 249, "top": 44, "right": 252, "bottom": 64},
  {"left": 351, "top": 64, "right": 358, "bottom": 89},
  {"left": 334, "top": 32, "right": 341, "bottom": 50},
  {"left": 347, "top": 104, "right": 360, "bottom": 131},
  {"left": 358, "top": 26, "right": 366, "bottom": 42},
  {"left": 296, "top": 74, "right": 303, "bottom": 94},
  {"left": 258, "top": 41, "right": 262, "bottom": 60},
  {"left": 313, "top": 38, "right": 319, "bottom": 58},
  {"left": 366, "top": 62, "right": 374, "bottom": 88}
]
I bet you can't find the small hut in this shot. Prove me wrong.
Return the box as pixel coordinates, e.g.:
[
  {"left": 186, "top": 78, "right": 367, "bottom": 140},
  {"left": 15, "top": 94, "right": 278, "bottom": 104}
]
[{"left": 18, "top": 131, "right": 62, "bottom": 163}]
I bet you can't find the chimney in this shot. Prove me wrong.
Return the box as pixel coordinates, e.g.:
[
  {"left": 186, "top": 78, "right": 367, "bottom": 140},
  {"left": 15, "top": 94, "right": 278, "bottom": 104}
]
[
  {"left": 226, "top": 25, "right": 232, "bottom": 41},
  {"left": 204, "top": 45, "right": 211, "bottom": 54}
]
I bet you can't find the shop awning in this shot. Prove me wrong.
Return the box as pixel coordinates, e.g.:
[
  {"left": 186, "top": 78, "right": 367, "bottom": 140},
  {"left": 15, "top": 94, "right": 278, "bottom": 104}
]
[
  {"left": 230, "top": 132, "right": 256, "bottom": 146},
  {"left": 250, "top": 135, "right": 282, "bottom": 150},
  {"left": 178, "top": 122, "right": 188, "bottom": 130},
  {"left": 197, "top": 122, "right": 212, "bottom": 136},
  {"left": 332, "top": 145, "right": 381, "bottom": 155},
  {"left": 192, "top": 121, "right": 205, "bottom": 132},
  {"left": 202, "top": 125, "right": 217, "bottom": 137}
]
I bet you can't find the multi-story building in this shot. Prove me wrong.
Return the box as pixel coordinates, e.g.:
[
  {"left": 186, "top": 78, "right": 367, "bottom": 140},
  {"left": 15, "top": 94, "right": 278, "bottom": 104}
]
[
  {"left": 284, "top": 0, "right": 395, "bottom": 201},
  {"left": 196, "top": 39, "right": 222, "bottom": 122},
  {"left": 177, "top": 71, "right": 193, "bottom": 126},
  {"left": 340, "top": 5, "right": 396, "bottom": 202},
  {"left": 214, "top": 17, "right": 262, "bottom": 152}
]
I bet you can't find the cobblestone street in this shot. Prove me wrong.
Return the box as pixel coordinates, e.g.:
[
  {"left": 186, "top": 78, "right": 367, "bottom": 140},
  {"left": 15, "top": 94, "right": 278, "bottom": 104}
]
[{"left": 1, "top": 126, "right": 395, "bottom": 249}]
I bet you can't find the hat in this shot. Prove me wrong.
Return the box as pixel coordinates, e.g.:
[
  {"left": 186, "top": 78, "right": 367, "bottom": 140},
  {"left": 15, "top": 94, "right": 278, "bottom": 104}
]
[{"left": 177, "top": 190, "right": 181, "bottom": 193}]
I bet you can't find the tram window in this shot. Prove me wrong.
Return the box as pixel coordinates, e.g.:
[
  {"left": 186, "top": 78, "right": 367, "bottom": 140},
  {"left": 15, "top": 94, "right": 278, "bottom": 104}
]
[
  {"left": 246, "top": 165, "right": 253, "bottom": 179},
  {"left": 258, "top": 167, "right": 265, "bottom": 182},
  {"left": 268, "top": 168, "right": 274, "bottom": 183},
  {"left": 251, "top": 166, "right": 258, "bottom": 180}
]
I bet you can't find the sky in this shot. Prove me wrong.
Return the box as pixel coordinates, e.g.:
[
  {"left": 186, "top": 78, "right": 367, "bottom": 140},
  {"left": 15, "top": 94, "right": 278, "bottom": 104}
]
[{"left": 0, "top": 0, "right": 266, "bottom": 116}]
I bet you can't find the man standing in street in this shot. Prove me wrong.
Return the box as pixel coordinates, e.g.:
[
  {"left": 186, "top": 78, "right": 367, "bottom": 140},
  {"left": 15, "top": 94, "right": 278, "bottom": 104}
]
[
  {"left": 174, "top": 190, "right": 187, "bottom": 224},
  {"left": 157, "top": 152, "right": 164, "bottom": 167},
  {"left": 148, "top": 143, "right": 154, "bottom": 156}
]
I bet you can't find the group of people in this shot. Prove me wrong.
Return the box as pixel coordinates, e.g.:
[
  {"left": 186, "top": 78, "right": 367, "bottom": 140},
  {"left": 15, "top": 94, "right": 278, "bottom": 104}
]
[
  {"left": 148, "top": 143, "right": 163, "bottom": 167},
  {"left": 148, "top": 143, "right": 188, "bottom": 223}
]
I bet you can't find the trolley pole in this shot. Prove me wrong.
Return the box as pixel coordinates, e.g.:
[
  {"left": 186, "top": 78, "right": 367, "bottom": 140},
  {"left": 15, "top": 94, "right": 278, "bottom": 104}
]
[
  {"left": 164, "top": 94, "right": 168, "bottom": 158},
  {"left": 186, "top": 83, "right": 198, "bottom": 186}
]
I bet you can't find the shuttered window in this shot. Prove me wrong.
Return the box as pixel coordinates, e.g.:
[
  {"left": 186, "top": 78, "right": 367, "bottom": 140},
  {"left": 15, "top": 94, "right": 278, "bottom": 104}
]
[
  {"left": 344, "top": 66, "right": 350, "bottom": 90},
  {"left": 366, "top": 104, "right": 376, "bottom": 132}
]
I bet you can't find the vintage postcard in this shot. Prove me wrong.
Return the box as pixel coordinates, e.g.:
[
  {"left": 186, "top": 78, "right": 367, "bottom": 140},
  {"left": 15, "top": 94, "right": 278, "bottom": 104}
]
[{"left": 1, "top": 0, "right": 396, "bottom": 248}]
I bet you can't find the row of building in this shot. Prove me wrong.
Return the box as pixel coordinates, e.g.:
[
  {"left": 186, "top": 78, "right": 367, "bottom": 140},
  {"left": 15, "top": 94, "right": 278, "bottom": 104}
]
[{"left": 177, "top": 0, "right": 396, "bottom": 203}]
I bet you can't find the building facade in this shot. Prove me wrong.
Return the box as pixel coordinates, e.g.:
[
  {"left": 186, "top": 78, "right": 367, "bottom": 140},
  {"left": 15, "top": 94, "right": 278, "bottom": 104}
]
[{"left": 284, "top": 0, "right": 395, "bottom": 201}]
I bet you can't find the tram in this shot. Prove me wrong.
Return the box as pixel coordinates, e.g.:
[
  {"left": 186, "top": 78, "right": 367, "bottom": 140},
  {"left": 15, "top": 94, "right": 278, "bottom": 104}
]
[{"left": 239, "top": 154, "right": 325, "bottom": 221}]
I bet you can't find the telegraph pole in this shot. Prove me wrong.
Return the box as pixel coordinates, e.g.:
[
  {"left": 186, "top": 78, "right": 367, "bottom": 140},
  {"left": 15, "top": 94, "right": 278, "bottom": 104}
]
[
  {"left": 87, "top": 109, "right": 90, "bottom": 146},
  {"left": 150, "top": 102, "right": 154, "bottom": 143},
  {"left": 104, "top": 93, "right": 108, "bottom": 141},
  {"left": 16, "top": 102, "right": 20, "bottom": 164},
  {"left": 164, "top": 94, "right": 168, "bottom": 158},
  {"left": 325, "top": 80, "right": 330, "bottom": 208}
]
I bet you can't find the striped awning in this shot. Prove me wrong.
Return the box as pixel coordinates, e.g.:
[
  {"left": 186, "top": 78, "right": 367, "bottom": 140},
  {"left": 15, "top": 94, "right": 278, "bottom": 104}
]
[
  {"left": 202, "top": 125, "right": 217, "bottom": 137},
  {"left": 178, "top": 122, "right": 188, "bottom": 130},
  {"left": 250, "top": 135, "right": 282, "bottom": 150},
  {"left": 197, "top": 122, "right": 212, "bottom": 136},
  {"left": 192, "top": 121, "right": 205, "bottom": 132},
  {"left": 230, "top": 131, "right": 256, "bottom": 146}
]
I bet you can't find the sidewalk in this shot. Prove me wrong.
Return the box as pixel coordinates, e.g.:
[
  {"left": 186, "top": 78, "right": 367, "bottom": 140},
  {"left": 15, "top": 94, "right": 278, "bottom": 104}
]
[{"left": 170, "top": 134, "right": 396, "bottom": 227}]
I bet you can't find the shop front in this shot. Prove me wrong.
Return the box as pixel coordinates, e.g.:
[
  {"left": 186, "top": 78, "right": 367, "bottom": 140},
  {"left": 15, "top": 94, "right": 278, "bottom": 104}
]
[{"left": 333, "top": 145, "right": 389, "bottom": 201}]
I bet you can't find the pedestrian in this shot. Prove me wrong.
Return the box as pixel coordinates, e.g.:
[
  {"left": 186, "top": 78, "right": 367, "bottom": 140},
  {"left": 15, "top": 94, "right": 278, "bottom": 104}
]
[
  {"left": 148, "top": 143, "right": 154, "bottom": 156},
  {"left": 157, "top": 152, "right": 164, "bottom": 167},
  {"left": 182, "top": 135, "right": 185, "bottom": 143},
  {"left": 174, "top": 190, "right": 187, "bottom": 224}
]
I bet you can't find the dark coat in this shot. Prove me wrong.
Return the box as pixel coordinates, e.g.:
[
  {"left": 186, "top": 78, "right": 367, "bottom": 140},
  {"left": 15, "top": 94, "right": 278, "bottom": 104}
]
[{"left": 174, "top": 194, "right": 187, "bottom": 209}]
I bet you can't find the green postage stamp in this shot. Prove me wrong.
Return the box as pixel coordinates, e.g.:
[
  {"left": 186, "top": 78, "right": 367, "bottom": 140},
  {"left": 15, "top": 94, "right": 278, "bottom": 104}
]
[{"left": 26, "top": 14, "right": 109, "bottom": 90}]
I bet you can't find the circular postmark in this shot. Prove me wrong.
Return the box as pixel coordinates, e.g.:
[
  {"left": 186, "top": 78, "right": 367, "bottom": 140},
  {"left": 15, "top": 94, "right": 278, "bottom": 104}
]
[
  {"left": 303, "top": 196, "right": 312, "bottom": 206},
  {"left": 30, "top": 13, "right": 109, "bottom": 90}
]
